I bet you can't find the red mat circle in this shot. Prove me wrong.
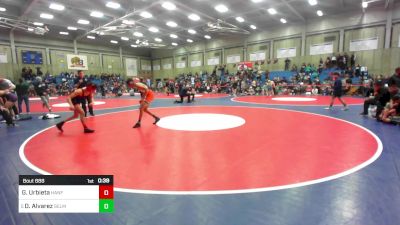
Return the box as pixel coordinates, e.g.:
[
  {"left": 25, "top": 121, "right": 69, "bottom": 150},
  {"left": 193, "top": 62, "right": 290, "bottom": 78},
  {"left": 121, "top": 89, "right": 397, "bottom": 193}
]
[
  {"left": 20, "top": 106, "right": 381, "bottom": 194},
  {"left": 24, "top": 96, "right": 139, "bottom": 113},
  {"left": 232, "top": 96, "right": 364, "bottom": 106}
]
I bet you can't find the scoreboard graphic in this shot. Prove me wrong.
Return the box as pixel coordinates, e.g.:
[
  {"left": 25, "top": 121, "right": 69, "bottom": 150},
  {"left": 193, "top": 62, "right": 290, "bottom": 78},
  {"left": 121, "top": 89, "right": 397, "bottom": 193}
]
[{"left": 19, "top": 175, "right": 114, "bottom": 213}]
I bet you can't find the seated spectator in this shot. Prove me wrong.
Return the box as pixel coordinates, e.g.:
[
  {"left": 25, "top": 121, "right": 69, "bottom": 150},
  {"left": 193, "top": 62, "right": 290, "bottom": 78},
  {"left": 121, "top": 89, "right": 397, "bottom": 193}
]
[
  {"left": 0, "top": 77, "right": 17, "bottom": 126},
  {"left": 311, "top": 86, "right": 319, "bottom": 95},
  {"left": 380, "top": 94, "right": 400, "bottom": 124},
  {"left": 360, "top": 80, "right": 391, "bottom": 118}
]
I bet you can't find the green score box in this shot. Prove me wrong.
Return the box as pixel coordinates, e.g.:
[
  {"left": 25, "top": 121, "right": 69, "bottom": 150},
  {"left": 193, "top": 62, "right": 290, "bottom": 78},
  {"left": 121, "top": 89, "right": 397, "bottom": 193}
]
[{"left": 99, "top": 199, "right": 114, "bottom": 213}]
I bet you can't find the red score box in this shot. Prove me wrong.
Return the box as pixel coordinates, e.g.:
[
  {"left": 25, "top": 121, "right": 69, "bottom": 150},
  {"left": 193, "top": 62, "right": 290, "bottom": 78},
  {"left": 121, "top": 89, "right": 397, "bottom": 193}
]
[{"left": 99, "top": 185, "right": 114, "bottom": 199}]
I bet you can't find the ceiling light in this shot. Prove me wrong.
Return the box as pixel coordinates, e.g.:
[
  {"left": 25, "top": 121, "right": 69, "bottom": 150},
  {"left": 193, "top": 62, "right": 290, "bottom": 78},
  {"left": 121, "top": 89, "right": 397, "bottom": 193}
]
[
  {"left": 187, "top": 39, "right": 193, "bottom": 43},
  {"left": 250, "top": 24, "right": 257, "bottom": 29},
  {"left": 33, "top": 22, "right": 44, "bottom": 26},
  {"left": 67, "top": 26, "right": 77, "bottom": 30},
  {"left": 140, "top": 11, "right": 153, "bottom": 18},
  {"left": 59, "top": 31, "right": 69, "bottom": 35},
  {"left": 166, "top": 21, "right": 177, "bottom": 27},
  {"left": 111, "top": 40, "right": 118, "bottom": 44},
  {"left": 155, "top": 38, "right": 162, "bottom": 42},
  {"left": 122, "top": 20, "right": 135, "bottom": 25},
  {"left": 90, "top": 11, "right": 104, "bottom": 18},
  {"left": 188, "top": 13, "right": 200, "bottom": 21},
  {"left": 268, "top": 8, "right": 277, "bottom": 15},
  {"left": 317, "top": 10, "right": 323, "bottom": 16},
  {"left": 28, "top": 28, "right": 34, "bottom": 32},
  {"left": 170, "top": 34, "right": 178, "bottom": 38},
  {"left": 0, "top": 7, "right": 6, "bottom": 12},
  {"left": 236, "top": 17, "right": 244, "bottom": 22},
  {"left": 131, "top": 44, "right": 138, "bottom": 48},
  {"left": 188, "top": 29, "right": 196, "bottom": 34},
  {"left": 215, "top": 4, "right": 228, "bottom": 13},
  {"left": 172, "top": 42, "right": 178, "bottom": 46},
  {"left": 87, "top": 35, "right": 95, "bottom": 39},
  {"left": 162, "top": 2, "right": 176, "bottom": 10},
  {"left": 308, "top": 0, "right": 317, "bottom": 6},
  {"left": 148, "top": 27, "right": 159, "bottom": 32},
  {"left": 204, "top": 35, "right": 211, "bottom": 39},
  {"left": 280, "top": 18, "right": 287, "bottom": 23},
  {"left": 133, "top": 32, "right": 143, "bottom": 37},
  {"left": 121, "top": 36, "right": 129, "bottom": 41},
  {"left": 40, "top": 13, "right": 54, "bottom": 19},
  {"left": 106, "top": 1, "right": 120, "bottom": 9},
  {"left": 99, "top": 32, "right": 105, "bottom": 35},
  {"left": 49, "top": 3, "right": 64, "bottom": 11},
  {"left": 362, "top": 1, "right": 368, "bottom": 8},
  {"left": 251, "top": 0, "right": 263, "bottom": 2},
  {"left": 78, "top": 19, "right": 90, "bottom": 25}
]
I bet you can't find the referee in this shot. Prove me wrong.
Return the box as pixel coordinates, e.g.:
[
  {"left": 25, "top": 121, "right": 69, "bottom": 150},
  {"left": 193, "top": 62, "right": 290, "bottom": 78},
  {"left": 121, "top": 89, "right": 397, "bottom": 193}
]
[{"left": 326, "top": 72, "right": 348, "bottom": 111}]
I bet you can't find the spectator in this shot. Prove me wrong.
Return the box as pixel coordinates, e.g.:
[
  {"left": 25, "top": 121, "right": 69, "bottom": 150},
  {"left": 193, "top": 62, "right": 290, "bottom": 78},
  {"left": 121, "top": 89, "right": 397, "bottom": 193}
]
[
  {"left": 0, "top": 77, "right": 17, "bottom": 126},
  {"left": 390, "top": 67, "right": 400, "bottom": 88},
  {"left": 360, "top": 80, "right": 391, "bottom": 118},
  {"left": 355, "top": 64, "right": 361, "bottom": 77},
  {"left": 284, "top": 58, "right": 290, "bottom": 71},
  {"left": 380, "top": 94, "right": 400, "bottom": 124},
  {"left": 350, "top": 53, "right": 356, "bottom": 67},
  {"left": 34, "top": 77, "right": 52, "bottom": 113},
  {"left": 16, "top": 78, "right": 30, "bottom": 114}
]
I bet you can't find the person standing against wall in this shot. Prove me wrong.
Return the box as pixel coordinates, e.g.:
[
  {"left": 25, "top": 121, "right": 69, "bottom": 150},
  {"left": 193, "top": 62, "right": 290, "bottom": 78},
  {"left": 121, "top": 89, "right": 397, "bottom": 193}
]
[{"left": 390, "top": 67, "right": 400, "bottom": 88}]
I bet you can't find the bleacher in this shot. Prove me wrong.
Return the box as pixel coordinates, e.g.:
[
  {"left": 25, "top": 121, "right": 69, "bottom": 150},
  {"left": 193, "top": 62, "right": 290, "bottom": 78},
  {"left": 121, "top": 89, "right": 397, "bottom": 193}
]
[
  {"left": 269, "top": 71, "right": 296, "bottom": 80},
  {"left": 269, "top": 68, "right": 362, "bottom": 84}
]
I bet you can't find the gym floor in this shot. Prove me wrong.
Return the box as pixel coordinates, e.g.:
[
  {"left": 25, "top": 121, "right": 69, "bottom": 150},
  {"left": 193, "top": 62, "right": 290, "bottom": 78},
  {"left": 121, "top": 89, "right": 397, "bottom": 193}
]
[{"left": 1, "top": 94, "right": 399, "bottom": 225}]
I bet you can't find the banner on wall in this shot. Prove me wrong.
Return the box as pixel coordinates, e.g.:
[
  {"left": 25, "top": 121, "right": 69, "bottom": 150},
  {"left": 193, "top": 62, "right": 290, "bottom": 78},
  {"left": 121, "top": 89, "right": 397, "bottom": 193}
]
[
  {"left": 153, "top": 64, "right": 161, "bottom": 71},
  {"left": 67, "top": 54, "right": 88, "bottom": 70},
  {"left": 226, "top": 55, "right": 241, "bottom": 64},
  {"left": 207, "top": 57, "right": 220, "bottom": 66},
  {"left": 141, "top": 65, "right": 151, "bottom": 71},
  {"left": 176, "top": 61, "right": 186, "bottom": 69},
  {"left": 276, "top": 47, "right": 296, "bottom": 59},
  {"left": 163, "top": 63, "right": 172, "bottom": 69},
  {"left": 349, "top": 37, "right": 378, "bottom": 52},
  {"left": 310, "top": 42, "right": 333, "bottom": 55},
  {"left": 237, "top": 61, "right": 253, "bottom": 70},
  {"left": 125, "top": 58, "right": 138, "bottom": 77},
  {"left": 191, "top": 60, "right": 202, "bottom": 67},
  {"left": 0, "top": 52, "right": 7, "bottom": 63},
  {"left": 249, "top": 52, "right": 266, "bottom": 61}
]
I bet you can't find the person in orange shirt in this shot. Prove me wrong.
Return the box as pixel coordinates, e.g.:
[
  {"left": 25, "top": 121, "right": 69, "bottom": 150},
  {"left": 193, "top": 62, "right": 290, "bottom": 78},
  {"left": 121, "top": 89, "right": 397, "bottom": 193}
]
[{"left": 127, "top": 78, "right": 160, "bottom": 128}]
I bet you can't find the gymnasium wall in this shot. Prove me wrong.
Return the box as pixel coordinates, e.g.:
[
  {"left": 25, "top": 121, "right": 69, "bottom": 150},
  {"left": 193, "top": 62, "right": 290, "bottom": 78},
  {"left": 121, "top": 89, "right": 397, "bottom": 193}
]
[
  {"left": 151, "top": 5, "right": 400, "bottom": 79},
  {"left": 0, "top": 29, "right": 152, "bottom": 81},
  {"left": 1, "top": 5, "right": 400, "bottom": 81}
]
